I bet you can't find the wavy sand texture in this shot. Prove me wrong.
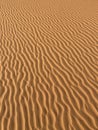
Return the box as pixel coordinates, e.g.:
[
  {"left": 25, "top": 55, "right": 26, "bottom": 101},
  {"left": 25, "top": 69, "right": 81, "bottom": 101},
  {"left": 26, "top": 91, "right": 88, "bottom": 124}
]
[{"left": 0, "top": 0, "right": 98, "bottom": 130}]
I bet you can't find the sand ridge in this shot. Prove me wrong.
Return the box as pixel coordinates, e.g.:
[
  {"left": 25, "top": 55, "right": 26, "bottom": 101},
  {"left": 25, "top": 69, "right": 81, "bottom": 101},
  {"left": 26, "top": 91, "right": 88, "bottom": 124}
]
[{"left": 0, "top": 0, "right": 98, "bottom": 130}]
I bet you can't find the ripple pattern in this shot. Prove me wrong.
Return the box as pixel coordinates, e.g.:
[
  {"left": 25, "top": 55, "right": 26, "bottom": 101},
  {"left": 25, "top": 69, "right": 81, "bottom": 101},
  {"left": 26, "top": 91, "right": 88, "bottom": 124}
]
[{"left": 0, "top": 0, "right": 98, "bottom": 130}]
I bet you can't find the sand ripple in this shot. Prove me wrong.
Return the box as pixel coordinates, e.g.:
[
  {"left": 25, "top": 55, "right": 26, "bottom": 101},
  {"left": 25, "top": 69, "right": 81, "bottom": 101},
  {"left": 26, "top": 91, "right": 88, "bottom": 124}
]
[{"left": 0, "top": 0, "right": 98, "bottom": 130}]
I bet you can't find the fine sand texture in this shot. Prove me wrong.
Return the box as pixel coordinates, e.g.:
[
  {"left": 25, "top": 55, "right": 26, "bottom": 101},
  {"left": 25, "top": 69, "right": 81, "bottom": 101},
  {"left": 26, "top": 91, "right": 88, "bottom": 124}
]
[{"left": 0, "top": 0, "right": 98, "bottom": 130}]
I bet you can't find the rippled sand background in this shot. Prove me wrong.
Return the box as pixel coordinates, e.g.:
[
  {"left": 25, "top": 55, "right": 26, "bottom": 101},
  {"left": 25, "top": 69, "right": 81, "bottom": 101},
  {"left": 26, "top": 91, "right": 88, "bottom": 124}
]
[{"left": 0, "top": 0, "right": 98, "bottom": 130}]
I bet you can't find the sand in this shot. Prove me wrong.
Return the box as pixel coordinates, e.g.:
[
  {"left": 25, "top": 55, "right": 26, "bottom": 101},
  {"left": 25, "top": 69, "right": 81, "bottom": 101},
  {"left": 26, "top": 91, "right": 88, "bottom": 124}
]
[{"left": 0, "top": 0, "right": 98, "bottom": 130}]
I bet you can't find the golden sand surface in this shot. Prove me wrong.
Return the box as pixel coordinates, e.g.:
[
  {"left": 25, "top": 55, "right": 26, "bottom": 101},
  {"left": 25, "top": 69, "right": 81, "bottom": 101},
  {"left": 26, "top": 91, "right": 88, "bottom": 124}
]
[{"left": 0, "top": 0, "right": 98, "bottom": 130}]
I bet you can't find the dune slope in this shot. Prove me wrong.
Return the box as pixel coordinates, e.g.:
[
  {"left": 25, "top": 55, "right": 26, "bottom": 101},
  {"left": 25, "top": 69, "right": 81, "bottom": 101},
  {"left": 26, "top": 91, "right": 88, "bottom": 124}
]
[{"left": 0, "top": 0, "right": 98, "bottom": 130}]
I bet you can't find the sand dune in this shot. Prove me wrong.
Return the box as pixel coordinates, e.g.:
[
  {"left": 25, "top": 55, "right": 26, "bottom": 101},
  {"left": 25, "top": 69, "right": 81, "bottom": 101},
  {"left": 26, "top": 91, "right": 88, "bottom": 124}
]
[{"left": 0, "top": 0, "right": 98, "bottom": 130}]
